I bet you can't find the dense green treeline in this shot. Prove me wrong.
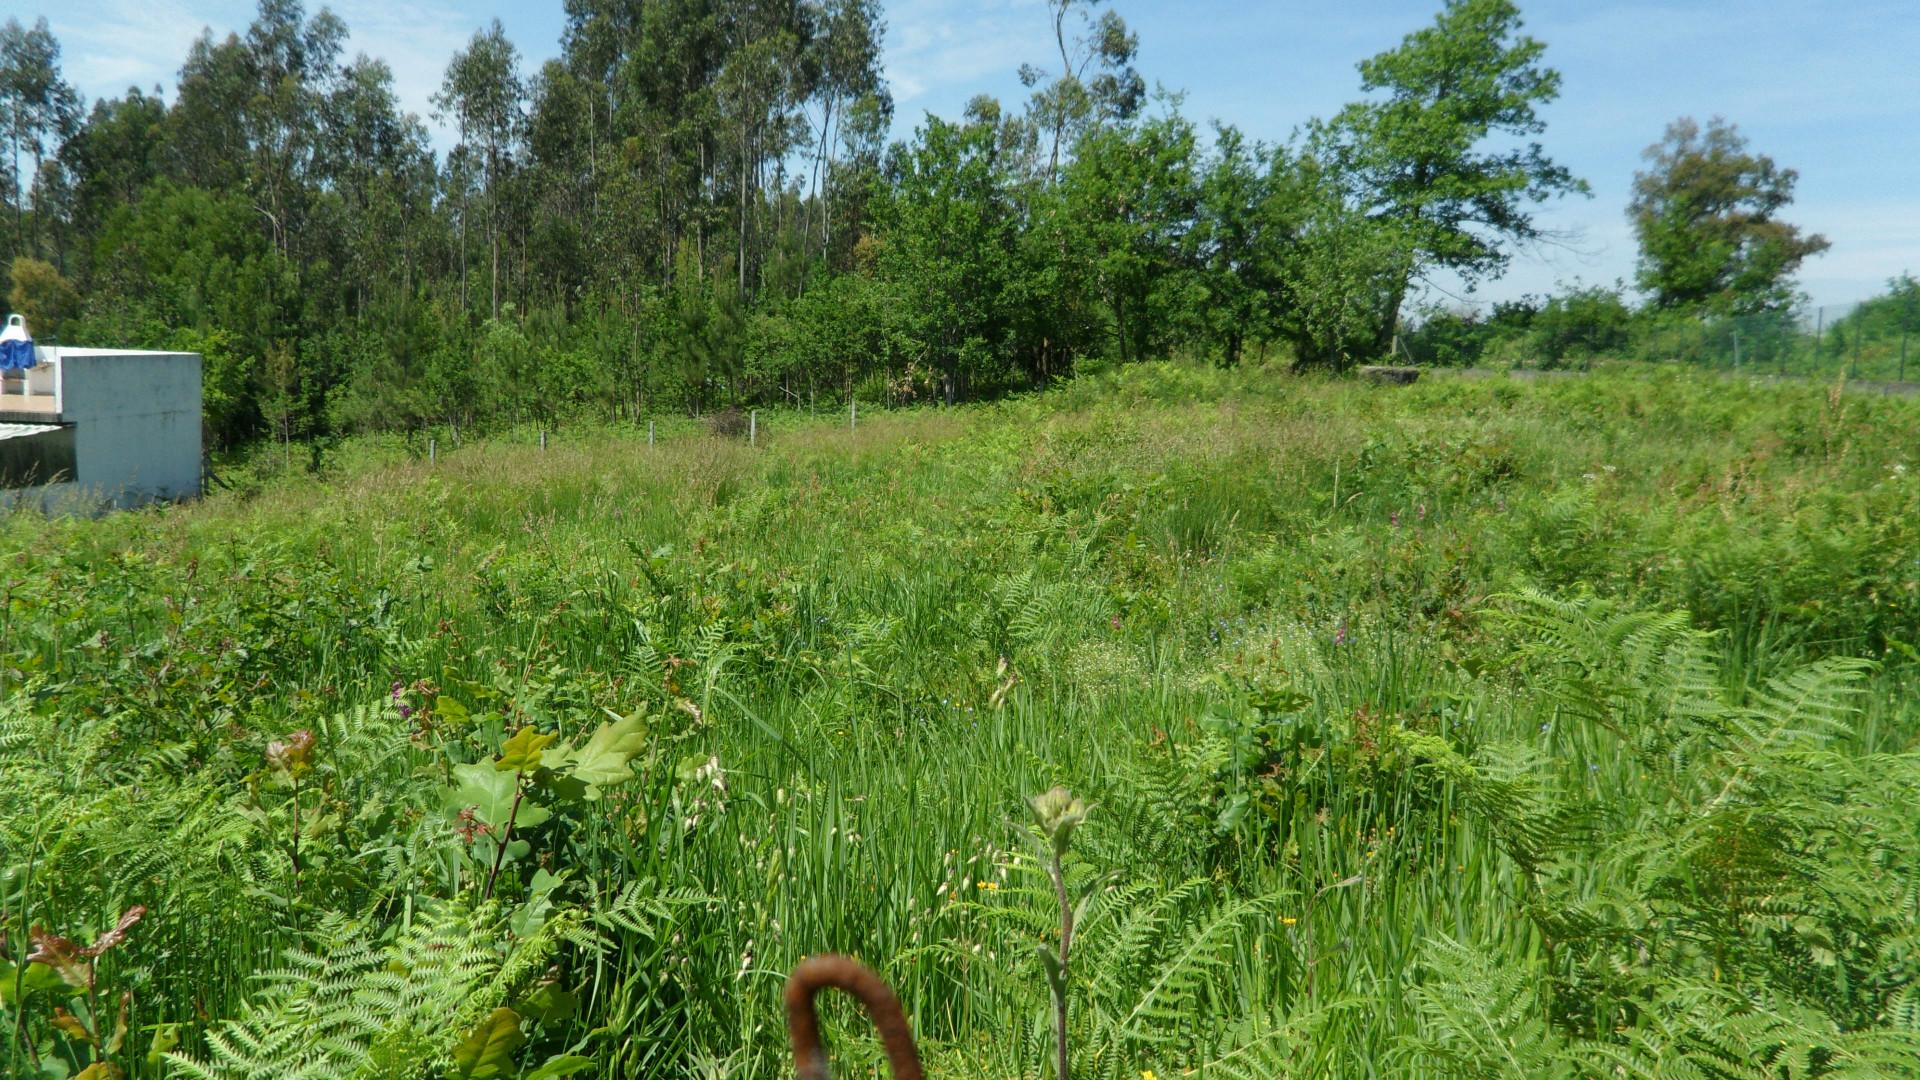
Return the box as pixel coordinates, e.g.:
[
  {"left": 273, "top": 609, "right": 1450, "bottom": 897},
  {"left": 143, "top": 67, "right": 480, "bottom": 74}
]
[
  {"left": 1, "top": 0, "right": 1892, "bottom": 454},
  {"left": 0, "top": 0, "right": 1593, "bottom": 450}
]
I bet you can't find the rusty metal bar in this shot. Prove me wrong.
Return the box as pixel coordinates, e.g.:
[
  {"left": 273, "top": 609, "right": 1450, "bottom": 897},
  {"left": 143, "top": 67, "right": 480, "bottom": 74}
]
[{"left": 785, "top": 954, "right": 923, "bottom": 1080}]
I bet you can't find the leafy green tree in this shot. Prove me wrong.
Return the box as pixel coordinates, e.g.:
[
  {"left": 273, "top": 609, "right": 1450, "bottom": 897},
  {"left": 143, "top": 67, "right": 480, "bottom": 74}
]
[
  {"left": 1059, "top": 106, "right": 1202, "bottom": 363},
  {"left": 873, "top": 109, "right": 1026, "bottom": 400},
  {"left": 55, "top": 90, "right": 168, "bottom": 278},
  {"left": 1526, "top": 283, "right": 1630, "bottom": 364},
  {"left": 1630, "top": 116, "right": 1829, "bottom": 316},
  {"left": 1311, "top": 0, "right": 1586, "bottom": 364},
  {"left": 1192, "top": 125, "right": 1285, "bottom": 366},
  {"left": 6, "top": 254, "right": 76, "bottom": 337}
]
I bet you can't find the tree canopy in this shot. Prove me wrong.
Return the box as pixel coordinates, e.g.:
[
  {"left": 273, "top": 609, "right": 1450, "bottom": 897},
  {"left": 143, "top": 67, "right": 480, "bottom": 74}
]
[
  {"left": 0, "top": 0, "right": 1604, "bottom": 447},
  {"left": 1630, "top": 116, "right": 1829, "bottom": 316}
]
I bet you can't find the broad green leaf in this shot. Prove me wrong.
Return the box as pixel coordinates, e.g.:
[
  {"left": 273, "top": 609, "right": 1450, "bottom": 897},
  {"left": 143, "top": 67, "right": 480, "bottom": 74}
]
[
  {"left": 436, "top": 696, "right": 472, "bottom": 726},
  {"left": 523, "top": 1054, "right": 595, "bottom": 1080},
  {"left": 509, "top": 869, "right": 568, "bottom": 939},
  {"left": 496, "top": 727, "right": 559, "bottom": 772},
  {"left": 515, "top": 983, "right": 581, "bottom": 1024},
  {"left": 0, "top": 960, "right": 73, "bottom": 1005},
  {"left": 449, "top": 764, "right": 551, "bottom": 831},
  {"left": 551, "top": 709, "right": 649, "bottom": 793},
  {"left": 451, "top": 1007, "right": 526, "bottom": 1080},
  {"left": 74, "top": 1064, "right": 124, "bottom": 1080}
]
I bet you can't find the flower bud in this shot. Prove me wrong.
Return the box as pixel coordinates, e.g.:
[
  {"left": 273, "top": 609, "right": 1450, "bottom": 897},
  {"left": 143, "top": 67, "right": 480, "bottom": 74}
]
[{"left": 1028, "top": 785, "right": 1090, "bottom": 855}]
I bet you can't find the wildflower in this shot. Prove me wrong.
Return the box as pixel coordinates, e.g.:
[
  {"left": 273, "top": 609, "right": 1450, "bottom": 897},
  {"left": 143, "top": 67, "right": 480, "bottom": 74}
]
[
  {"left": 1144, "top": 1071, "right": 1160, "bottom": 1080},
  {"left": 1390, "top": 511, "right": 1400, "bottom": 528},
  {"left": 1280, "top": 916, "right": 1297, "bottom": 926},
  {"left": 1334, "top": 621, "right": 1348, "bottom": 647}
]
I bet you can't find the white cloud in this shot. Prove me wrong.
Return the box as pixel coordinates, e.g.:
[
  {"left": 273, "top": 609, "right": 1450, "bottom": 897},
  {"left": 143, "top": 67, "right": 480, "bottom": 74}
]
[
  {"left": 325, "top": 0, "right": 484, "bottom": 130},
  {"left": 51, "top": 0, "right": 215, "bottom": 99},
  {"left": 47, "top": 0, "right": 557, "bottom": 151},
  {"left": 882, "top": 0, "right": 1040, "bottom": 114}
]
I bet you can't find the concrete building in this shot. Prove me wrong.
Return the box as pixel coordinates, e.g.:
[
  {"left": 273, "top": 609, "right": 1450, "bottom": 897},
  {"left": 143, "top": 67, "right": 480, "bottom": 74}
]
[{"left": 1, "top": 347, "right": 204, "bottom": 510}]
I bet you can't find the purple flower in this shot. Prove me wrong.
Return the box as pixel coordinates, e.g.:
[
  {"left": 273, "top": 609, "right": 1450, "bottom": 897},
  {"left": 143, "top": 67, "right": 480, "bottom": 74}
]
[
  {"left": 1390, "top": 511, "right": 1400, "bottom": 528},
  {"left": 398, "top": 703, "right": 414, "bottom": 721},
  {"left": 1334, "top": 622, "right": 1348, "bottom": 647},
  {"left": 391, "top": 680, "right": 404, "bottom": 700}
]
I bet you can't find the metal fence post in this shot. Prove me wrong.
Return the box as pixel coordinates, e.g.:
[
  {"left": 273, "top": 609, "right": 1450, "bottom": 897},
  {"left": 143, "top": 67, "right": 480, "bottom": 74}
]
[
  {"left": 750, "top": 409, "right": 757, "bottom": 445},
  {"left": 1814, "top": 307, "right": 1823, "bottom": 377}
]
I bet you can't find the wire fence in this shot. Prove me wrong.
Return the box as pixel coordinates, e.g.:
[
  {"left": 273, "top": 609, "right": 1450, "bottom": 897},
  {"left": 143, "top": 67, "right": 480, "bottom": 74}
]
[{"left": 1635, "top": 299, "right": 1920, "bottom": 383}]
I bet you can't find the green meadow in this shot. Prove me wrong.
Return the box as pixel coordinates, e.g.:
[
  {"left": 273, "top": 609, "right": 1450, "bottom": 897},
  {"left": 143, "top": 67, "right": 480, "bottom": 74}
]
[{"left": 5, "top": 364, "right": 1919, "bottom": 1078}]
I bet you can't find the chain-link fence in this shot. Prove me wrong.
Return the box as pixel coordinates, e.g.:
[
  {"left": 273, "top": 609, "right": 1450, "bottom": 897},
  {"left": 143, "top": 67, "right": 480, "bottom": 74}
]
[
  {"left": 1644, "top": 297, "right": 1920, "bottom": 382},
  {"left": 1405, "top": 285, "right": 1920, "bottom": 380}
]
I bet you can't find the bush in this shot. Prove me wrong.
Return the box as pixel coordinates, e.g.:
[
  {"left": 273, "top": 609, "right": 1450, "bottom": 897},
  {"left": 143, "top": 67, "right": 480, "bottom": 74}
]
[
  {"left": 7, "top": 256, "right": 80, "bottom": 339},
  {"left": 1527, "top": 284, "right": 1631, "bottom": 366},
  {"left": 706, "top": 406, "right": 750, "bottom": 438}
]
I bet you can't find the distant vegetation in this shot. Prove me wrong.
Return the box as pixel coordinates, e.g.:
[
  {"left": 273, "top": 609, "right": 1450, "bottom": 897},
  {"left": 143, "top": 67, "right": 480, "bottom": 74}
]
[
  {"left": 4, "top": 364, "right": 1920, "bottom": 1077},
  {"left": 1, "top": 0, "right": 1893, "bottom": 462}
]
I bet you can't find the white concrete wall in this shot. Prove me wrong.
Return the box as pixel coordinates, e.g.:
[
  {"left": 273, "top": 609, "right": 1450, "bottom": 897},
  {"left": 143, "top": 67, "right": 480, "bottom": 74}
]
[{"left": 55, "top": 349, "right": 203, "bottom": 507}]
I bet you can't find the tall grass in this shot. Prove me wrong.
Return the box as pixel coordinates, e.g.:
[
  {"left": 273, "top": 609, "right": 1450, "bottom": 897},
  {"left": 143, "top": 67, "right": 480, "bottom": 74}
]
[{"left": 3, "top": 362, "right": 1918, "bottom": 1078}]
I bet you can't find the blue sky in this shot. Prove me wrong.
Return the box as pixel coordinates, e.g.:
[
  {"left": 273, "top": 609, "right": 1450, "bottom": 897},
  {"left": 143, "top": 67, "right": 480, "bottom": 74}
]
[{"left": 34, "top": 0, "right": 1920, "bottom": 309}]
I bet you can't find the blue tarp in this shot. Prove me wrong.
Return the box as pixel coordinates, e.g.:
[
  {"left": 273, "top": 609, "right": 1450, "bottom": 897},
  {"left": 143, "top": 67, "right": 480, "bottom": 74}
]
[{"left": 0, "top": 337, "right": 34, "bottom": 370}]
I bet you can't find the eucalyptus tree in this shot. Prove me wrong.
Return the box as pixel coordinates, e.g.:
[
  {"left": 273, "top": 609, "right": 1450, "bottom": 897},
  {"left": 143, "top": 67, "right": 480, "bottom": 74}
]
[
  {"left": 240, "top": 0, "right": 346, "bottom": 263},
  {"left": 804, "top": 0, "right": 889, "bottom": 260},
  {"left": 318, "top": 56, "right": 435, "bottom": 319},
  {"left": 436, "top": 20, "right": 526, "bottom": 319},
  {"left": 56, "top": 90, "right": 167, "bottom": 276},
  {"left": 1019, "top": 0, "right": 1144, "bottom": 182},
  {"left": 0, "top": 16, "right": 82, "bottom": 257}
]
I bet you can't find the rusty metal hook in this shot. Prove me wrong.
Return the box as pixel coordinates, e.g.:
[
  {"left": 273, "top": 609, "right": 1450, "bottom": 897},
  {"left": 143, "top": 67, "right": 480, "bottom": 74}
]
[{"left": 785, "top": 954, "right": 924, "bottom": 1080}]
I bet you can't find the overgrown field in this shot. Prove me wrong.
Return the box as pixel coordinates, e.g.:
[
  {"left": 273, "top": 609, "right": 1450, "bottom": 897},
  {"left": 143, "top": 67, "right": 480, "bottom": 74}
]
[{"left": 5, "top": 364, "right": 1920, "bottom": 1079}]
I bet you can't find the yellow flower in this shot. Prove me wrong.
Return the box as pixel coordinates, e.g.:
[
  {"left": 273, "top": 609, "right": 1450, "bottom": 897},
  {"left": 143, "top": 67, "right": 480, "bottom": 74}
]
[
  {"left": 1280, "top": 916, "right": 1298, "bottom": 926},
  {"left": 1142, "top": 1071, "right": 1159, "bottom": 1080}
]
